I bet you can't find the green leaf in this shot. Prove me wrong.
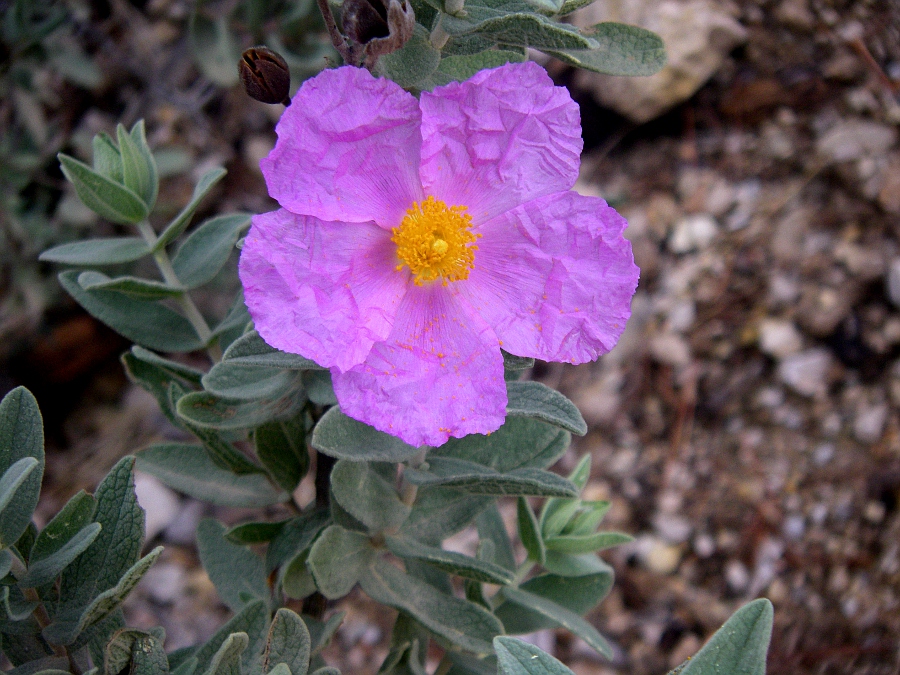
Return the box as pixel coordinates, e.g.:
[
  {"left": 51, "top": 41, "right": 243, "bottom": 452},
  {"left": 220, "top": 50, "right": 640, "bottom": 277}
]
[
  {"left": 176, "top": 407, "right": 264, "bottom": 475},
  {"left": 104, "top": 630, "right": 168, "bottom": 675},
  {"left": 92, "top": 132, "right": 123, "bottom": 182},
  {"left": 267, "top": 509, "right": 330, "bottom": 572},
  {"left": 360, "top": 558, "right": 502, "bottom": 654},
  {"left": 117, "top": 124, "right": 155, "bottom": 211},
  {"left": 476, "top": 505, "right": 515, "bottom": 572},
  {"left": 63, "top": 547, "right": 162, "bottom": 645},
  {"left": 189, "top": 13, "right": 241, "bottom": 87},
  {"left": 0, "top": 388, "right": 45, "bottom": 548},
  {"left": 331, "top": 460, "right": 410, "bottom": 532},
  {"left": 202, "top": 362, "right": 300, "bottom": 401},
  {"left": 494, "top": 637, "right": 574, "bottom": 675},
  {"left": 407, "top": 459, "right": 577, "bottom": 498},
  {"left": 499, "top": 587, "right": 611, "bottom": 658},
  {"left": 302, "top": 371, "right": 336, "bottom": 406},
  {"left": 221, "top": 331, "right": 324, "bottom": 370},
  {"left": 399, "top": 487, "right": 491, "bottom": 544},
  {"left": 377, "top": 24, "right": 440, "bottom": 88},
  {"left": 156, "top": 167, "right": 227, "bottom": 249},
  {"left": 495, "top": 569, "right": 613, "bottom": 634},
  {"left": 307, "top": 525, "right": 376, "bottom": 599},
  {"left": 1, "top": 584, "right": 38, "bottom": 620},
  {"left": 543, "top": 531, "right": 632, "bottom": 554},
  {"left": 567, "top": 454, "right": 591, "bottom": 491},
  {"left": 58, "top": 154, "right": 148, "bottom": 225},
  {"left": 0, "top": 457, "right": 40, "bottom": 519},
  {"left": 136, "top": 444, "right": 287, "bottom": 507},
  {"left": 447, "top": 13, "right": 596, "bottom": 50},
  {"left": 542, "top": 551, "right": 610, "bottom": 577},
  {"left": 430, "top": 50, "right": 525, "bottom": 87},
  {"left": 77, "top": 271, "right": 184, "bottom": 299},
  {"left": 546, "top": 22, "right": 666, "bottom": 76},
  {"left": 197, "top": 519, "right": 269, "bottom": 612},
  {"left": 39, "top": 238, "right": 151, "bottom": 265},
  {"left": 307, "top": 612, "right": 344, "bottom": 656},
  {"left": 204, "top": 632, "right": 248, "bottom": 675},
  {"left": 226, "top": 520, "right": 288, "bottom": 545},
  {"left": 177, "top": 390, "right": 306, "bottom": 431},
  {"left": 129, "top": 120, "right": 159, "bottom": 211},
  {"left": 678, "top": 599, "right": 773, "bottom": 675},
  {"left": 255, "top": 416, "right": 310, "bottom": 493},
  {"left": 385, "top": 536, "right": 514, "bottom": 585},
  {"left": 21, "top": 522, "right": 101, "bottom": 588},
  {"left": 506, "top": 382, "right": 586, "bottom": 436},
  {"left": 0, "top": 548, "right": 11, "bottom": 578},
  {"left": 128, "top": 346, "right": 204, "bottom": 385},
  {"left": 282, "top": 549, "right": 317, "bottom": 600},
  {"left": 311, "top": 408, "right": 421, "bottom": 462},
  {"left": 194, "top": 601, "right": 268, "bottom": 675},
  {"left": 264, "top": 609, "right": 311, "bottom": 675},
  {"left": 561, "top": 501, "right": 611, "bottom": 537},
  {"left": 172, "top": 214, "right": 252, "bottom": 289},
  {"left": 59, "top": 270, "right": 204, "bottom": 353},
  {"left": 434, "top": 417, "right": 569, "bottom": 473},
  {"left": 516, "top": 497, "right": 544, "bottom": 564}
]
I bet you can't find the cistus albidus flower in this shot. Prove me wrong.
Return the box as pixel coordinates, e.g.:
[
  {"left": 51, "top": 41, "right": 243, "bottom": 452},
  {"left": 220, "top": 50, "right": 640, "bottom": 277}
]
[{"left": 239, "top": 62, "right": 639, "bottom": 447}]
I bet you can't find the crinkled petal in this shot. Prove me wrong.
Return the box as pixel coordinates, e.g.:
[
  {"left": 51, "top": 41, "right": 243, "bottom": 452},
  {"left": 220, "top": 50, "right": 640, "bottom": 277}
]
[
  {"left": 458, "top": 191, "right": 639, "bottom": 364},
  {"left": 261, "top": 66, "right": 424, "bottom": 228},
  {"left": 332, "top": 286, "right": 506, "bottom": 447},
  {"left": 419, "top": 62, "right": 582, "bottom": 224},
  {"left": 239, "top": 209, "right": 407, "bottom": 372}
]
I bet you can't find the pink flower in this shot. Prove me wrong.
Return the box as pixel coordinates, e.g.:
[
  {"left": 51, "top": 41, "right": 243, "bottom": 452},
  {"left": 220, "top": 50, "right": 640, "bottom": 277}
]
[{"left": 239, "top": 62, "right": 639, "bottom": 447}]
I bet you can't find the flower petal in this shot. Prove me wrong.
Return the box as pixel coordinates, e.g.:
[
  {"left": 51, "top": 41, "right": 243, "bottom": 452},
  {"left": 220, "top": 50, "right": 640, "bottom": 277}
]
[
  {"left": 239, "top": 209, "right": 407, "bottom": 372},
  {"left": 332, "top": 286, "right": 506, "bottom": 447},
  {"left": 419, "top": 62, "right": 582, "bottom": 224},
  {"left": 459, "top": 191, "right": 639, "bottom": 364},
  {"left": 261, "top": 66, "right": 424, "bottom": 228}
]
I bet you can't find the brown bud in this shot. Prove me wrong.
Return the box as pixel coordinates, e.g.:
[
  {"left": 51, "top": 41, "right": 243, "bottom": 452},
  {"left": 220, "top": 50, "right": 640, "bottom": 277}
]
[{"left": 239, "top": 46, "right": 291, "bottom": 105}]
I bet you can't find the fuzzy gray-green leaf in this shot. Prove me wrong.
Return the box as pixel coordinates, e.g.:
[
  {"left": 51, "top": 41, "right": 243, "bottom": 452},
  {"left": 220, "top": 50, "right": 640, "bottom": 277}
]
[
  {"left": 202, "top": 362, "right": 300, "bottom": 402},
  {"left": 172, "top": 213, "right": 251, "bottom": 289},
  {"left": 677, "top": 599, "right": 773, "bottom": 675},
  {"left": 77, "top": 271, "right": 184, "bottom": 299},
  {"left": 204, "top": 632, "right": 248, "bottom": 675},
  {"left": 264, "top": 608, "right": 311, "bottom": 675},
  {"left": 0, "top": 387, "right": 45, "bottom": 548},
  {"left": 360, "top": 558, "right": 502, "bottom": 654},
  {"left": 137, "top": 443, "right": 287, "bottom": 507},
  {"left": 312, "top": 408, "right": 421, "bottom": 462},
  {"left": 506, "top": 382, "right": 586, "bottom": 436},
  {"left": 385, "top": 536, "right": 515, "bottom": 585},
  {"left": 194, "top": 601, "right": 268, "bottom": 675},
  {"left": 58, "top": 154, "right": 148, "bottom": 224},
  {"left": 176, "top": 389, "right": 306, "bottom": 431},
  {"left": 197, "top": 519, "right": 269, "bottom": 612},
  {"left": 21, "top": 522, "right": 101, "bottom": 588},
  {"left": 517, "top": 497, "right": 544, "bottom": 564},
  {"left": 221, "top": 331, "right": 323, "bottom": 370},
  {"left": 307, "top": 525, "right": 375, "bottom": 599},
  {"left": 331, "top": 460, "right": 410, "bottom": 532},
  {"left": 494, "top": 637, "right": 575, "bottom": 675},
  {"left": 156, "top": 167, "right": 227, "bottom": 249},
  {"left": 59, "top": 270, "right": 203, "bottom": 353},
  {"left": 546, "top": 22, "right": 666, "bottom": 76},
  {"left": 39, "top": 238, "right": 151, "bottom": 265}
]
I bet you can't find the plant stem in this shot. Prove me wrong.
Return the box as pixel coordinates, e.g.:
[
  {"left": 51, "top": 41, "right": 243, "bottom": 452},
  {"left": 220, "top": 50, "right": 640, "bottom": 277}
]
[
  {"left": 136, "top": 220, "right": 222, "bottom": 361},
  {"left": 400, "top": 448, "right": 428, "bottom": 506},
  {"left": 314, "top": 0, "right": 355, "bottom": 64}
]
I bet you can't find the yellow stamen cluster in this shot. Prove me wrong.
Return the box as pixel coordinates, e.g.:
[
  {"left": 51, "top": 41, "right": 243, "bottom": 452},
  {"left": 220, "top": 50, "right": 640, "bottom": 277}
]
[{"left": 392, "top": 196, "right": 480, "bottom": 285}]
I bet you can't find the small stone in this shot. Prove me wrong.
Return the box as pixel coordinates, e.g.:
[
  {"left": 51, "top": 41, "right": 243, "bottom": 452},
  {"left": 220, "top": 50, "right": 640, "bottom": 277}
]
[
  {"left": 134, "top": 472, "right": 181, "bottom": 541},
  {"left": 816, "top": 120, "right": 897, "bottom": 162},
  {"left": 668, "top": 214, "right": 718, "bottom": 253},
  {"left": 812, "top": 443, "right": 835, "bottom": 466},
  {"left": 864, "top": 501, "right": 886, "bottom": 523},
  {"left": 853, "top": 403, "right": 888, "bottom": 443},
  {"left": 645, "top": 540, "right": 683, "bottom": 575},
  {"left": 725, "top": 560, "right": 750, "bottom": 592},
  {"left": 649, "top": 332, "right": 692, "bottom": 367},
  {"left": 783, "top": 514, "right": 805, "bottom": 540},
  {"left": 758, "top": 318, "right": 803, "bottom": 360},
  {"left": 774, "top": 0, "right": 814, "bottom": 30},
  {"left": 653, "top": 513, "right": 693, "bottom": 544},
  {"left": 693, "top": 533, "right": 715, "bottom": 558},
  {"left": 778, "top": 348, "right": 832, "bottom": 397}
]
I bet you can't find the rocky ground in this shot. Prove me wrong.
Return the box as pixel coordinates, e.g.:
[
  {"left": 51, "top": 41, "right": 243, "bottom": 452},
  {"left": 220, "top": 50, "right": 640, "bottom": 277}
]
[{"left": 3, "top": 0, "right": 900, "bottom": 674}]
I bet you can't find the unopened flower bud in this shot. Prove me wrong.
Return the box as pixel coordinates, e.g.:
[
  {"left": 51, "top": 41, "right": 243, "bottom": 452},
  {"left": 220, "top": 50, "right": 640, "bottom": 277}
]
[{"left": 239, "top": 46, "right": 291, "bottom": 105}]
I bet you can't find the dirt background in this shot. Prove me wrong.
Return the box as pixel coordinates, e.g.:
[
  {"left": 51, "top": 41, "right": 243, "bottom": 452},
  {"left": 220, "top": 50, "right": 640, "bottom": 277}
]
[{"left": 1, "top": 0, "right": 899, "bottom": 674}]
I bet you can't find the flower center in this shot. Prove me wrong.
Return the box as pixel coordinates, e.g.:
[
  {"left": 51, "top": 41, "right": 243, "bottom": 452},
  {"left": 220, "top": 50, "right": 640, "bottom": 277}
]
[{"left": 392, "top": 196, "right": 481, "bottom": 286}]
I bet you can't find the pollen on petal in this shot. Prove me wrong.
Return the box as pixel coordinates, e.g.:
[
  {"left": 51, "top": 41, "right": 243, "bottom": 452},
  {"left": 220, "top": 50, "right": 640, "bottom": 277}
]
[{"left": 391, "top": 196, "right": 481, "bottom": 285}]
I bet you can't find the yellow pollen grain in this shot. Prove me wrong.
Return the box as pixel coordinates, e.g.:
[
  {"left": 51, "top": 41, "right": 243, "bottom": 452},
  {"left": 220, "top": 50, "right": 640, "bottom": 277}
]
[{"left": 392, "top": 196, "right": 480, "bottom": 286}]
